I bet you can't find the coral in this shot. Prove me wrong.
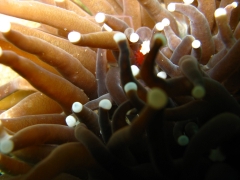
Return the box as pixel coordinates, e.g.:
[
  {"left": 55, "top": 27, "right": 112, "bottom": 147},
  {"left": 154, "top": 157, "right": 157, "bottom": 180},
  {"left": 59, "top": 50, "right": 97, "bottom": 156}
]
[{"left": 0, "top": 0, "right": 239, "bottom": 179}]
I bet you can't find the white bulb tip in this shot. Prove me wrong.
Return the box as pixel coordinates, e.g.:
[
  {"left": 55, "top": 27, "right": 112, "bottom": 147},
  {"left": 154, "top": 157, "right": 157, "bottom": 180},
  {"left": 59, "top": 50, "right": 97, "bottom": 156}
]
[
  {"left": 155, "top": 22, "right": 164, "bottom": 31},
  {"left": 103, "top": 24, "right": 113, "bottom": 32},
  {"left": 0, "top": 47, "right": 2, "bottom": 57},
  {"left": 183, "top": 0, "right": 194, "bottom": 5},
  {"left": 113, "top": 32, "right": 126, "bottom": 43},
  {"left": 68, "top": 31, "right": 81, "bottom": 43},
  {"left": 129, "top": 33, "right": 139, "bottom": 43},
  {"left": 99, "top": 99, "right": 112, "bottom": 110},
  {"left": 131, "top": 65, "right": 140, "bottom": 77},
  {"left": 167, "top": 3, "right": 176, "bottom": 12},
  {"left": 147, "top": 88, "right": 168, "bottom": 109},
  {"left": 192, "top": 40, "right": 201, "bottom": 49},
  {"left": 231, "top": 2, "right": 238, "bottom": 8},
  {"left": 124, "top": 82, "right": 138, "bottom": 93},
  {"left": 95, "top": 12, "right": 105, "bottom": 23},
  {"left": 65, "top": 115, "right": 77, "bottom": 127},
  {"left": 140, "top": 40, "right": 150, "bottom": 55},
  {"left": 72, "top": 102, "right": 83, "bottom": 113},
  {"left": 162, "top": 18, "right": 170, "bottom": 26},
  {"left": 177, "top": 135, "right": 189, "bottom": 146},
  {"left": 0, "top": 20, "right": 11, "bottom": 33},
  {"left": 192, "top": 85, "right": 205, "bottom": 99},
  {"left": 214, "top": 8, "right": 227, "bottom": 17},
  {"left": 157, "top": 71, "right": 167, "bottom": 79},
  {"left": 0, "top": 139, "right": 14, "bottom": 154}
]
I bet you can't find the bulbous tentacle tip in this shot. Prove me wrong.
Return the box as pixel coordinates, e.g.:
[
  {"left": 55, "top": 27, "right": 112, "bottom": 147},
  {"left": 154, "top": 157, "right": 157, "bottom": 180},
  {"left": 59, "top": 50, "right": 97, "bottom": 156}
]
[
  {"left": 131, "top": 65, "right": 140, "bottom": 77},
  {"left": 214, "top": 8, "right": 227, "bottom": 17},
  {"left": 147, "top": 88, "right": 168, "bottom": 109},
  {"left": 0, "top": 20, "right": 11, "bottom": 33},
  {"left": 167, "top": 3, "right": 176, "bottom": 12},
  {"left": 183, "top": 0, "right": 194, "bottom": 5},
  {"left": 178, "top": 135, "right": 189, "bottom": 146},
  {"left": 153, "top": 33, "right": 167, "bottom": 46},
  {"left": 72, "top": 102, "right": 83, "bottom": 113},
  {"left": 178, "top": 55, "right": 194, "bottom": 66},
  {"left": 68, "top": 31, "right": 81, "bottom": 43},
  {"left": 192, "top": 40, "right": 201, "bottom": 49},
  {"left": 95, "top": 12, "right": 105, "bottom": 23},
  {"left": 99, "top": 99, "right": 112, "bottom": 110},
  {"left": 155, "top": 22, "right": 164, "bottom": 31},
  {"left": 124, "top": 82, "right": 138, "bottom": 93},
  {"left": 0, "top": 139, "right": 14, "bottom": 154},
  {"left": 192, "top": 85, "right": 206, "bottom": 99},
  {"left": 65, "top": 115, "right": 77, "bottom": 127},
  {"left": 162, "top": 18, "right": 170, "bottom": 26},
  {"left": 157, "top": 71, "right": 168, "bottom": 79},
  {"left": 113, "top": 32, "right": 127, "bottom": 43}
]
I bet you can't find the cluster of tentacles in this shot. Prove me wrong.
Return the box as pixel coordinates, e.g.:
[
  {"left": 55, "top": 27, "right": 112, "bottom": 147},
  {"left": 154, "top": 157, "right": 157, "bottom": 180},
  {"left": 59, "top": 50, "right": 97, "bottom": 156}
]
[{"left": 0, "top": 0, "right": 239, "bottom": 179}]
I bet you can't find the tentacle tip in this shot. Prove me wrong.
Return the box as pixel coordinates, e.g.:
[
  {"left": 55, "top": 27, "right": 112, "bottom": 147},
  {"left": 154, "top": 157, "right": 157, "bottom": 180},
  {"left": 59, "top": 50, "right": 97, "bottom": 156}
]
[
  {"left": 209, "top": 148, "right": 226, "bottom": 162},
  {"left": 178, "top": 55, "right": 195, "bottom": 66},
  {"left": 103, "top": 24, "right": 113, "bottom": 32},
  {"left": 129, "top": 33, "right": 139, "bottom": 43},
  {"left": 162, "top": 18, "right": 170, "bottom": 26},
  {"left": 131, "top": 65, "right": 140, "bottom": 77},
  {"left": 231, "top": 2, "right": 238, "bottom": 8},
  {"left": 0, "top": 139, "right": 14, "bottom": 154},
  {"left": 147, "top": 88, "right": 168, "bottom": 109},
  {"left": 68, "top": 31, "right": 81, "bottom": 43},
  {"left": 157, "top": 71, "right": 167, "bottom": 79},
  {"left": 113, "top": 32, "right": 127, "bottom": 43},
  {"left": 183, "top": 0, "right": 194, "bottom": 5},
  {"left": 192, "top": 85, "right": 206, "bottom": 99},
  {"left": 95, "top": 12, "right": 106, "bottom": 23},
  {"left": 72, "top": 102, "right": 83, "bottom": 113},
  {"left": 177, "top": 135, "right": 189, "bottom": 146},
  {"left": 167, "top": 3, "right": 176, "bottom": 12},
  {"left": 99, "top": 99, "right": 112, "bottom": 110},
  {"left": 155, "top": 22, "right": 164, "bottom": 31},
  {"left": 66, "top": 115, "right": 77, "bottom": 127},
  {"left": 124, "top": 82, "right": 138, "bottom": 93},
  {"left": 214, "top": 8, "right": 227, "bottom": 17},
  {"left": 153, "top": 33, "right": 167, "bottom": 46},
  {"left": 192, "top": 40, "right": 201, "bottom": 49},
  {"left": 0, "top": 20, "right": 11, "bottom": 33}
]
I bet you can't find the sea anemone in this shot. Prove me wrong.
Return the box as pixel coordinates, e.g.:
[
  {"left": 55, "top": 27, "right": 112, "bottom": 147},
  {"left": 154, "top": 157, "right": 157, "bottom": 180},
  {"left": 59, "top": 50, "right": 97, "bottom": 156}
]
[{"left": 0, "top": 0, "right": 239, "bottom": 179}]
